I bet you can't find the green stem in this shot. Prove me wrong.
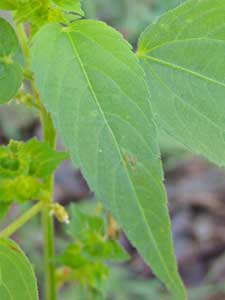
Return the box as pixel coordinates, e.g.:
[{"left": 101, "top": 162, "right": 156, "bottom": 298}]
[
  {"left": 16, "top": 23, "right": 31, "bottom": 70},
  {"left": 16, "top": 21, "right": 57, "bottom": 300},
  {"left": 40, "top": 106, "right": 57, "bottom": 300},
  {"left": 16, "top": 23, "right": 40, "bottom": 108},
  {"left": 0, "top": 202, "right": 44, "bottom": 239}
]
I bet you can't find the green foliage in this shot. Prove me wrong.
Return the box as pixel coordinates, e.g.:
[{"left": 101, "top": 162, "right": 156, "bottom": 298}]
[
  {"left": 58, "top": 204, "right": 129, "bottom": 298},
  {"left": 52, "top": 0, "right": 84, "bottom": 15},
  {"left": 31, "top": 19, "right": 185, "bottom": 299},
  {"left": 0, "top": 0, "right": 83, "bottom": 33},
  {"left": 20, "top": 138, "right": 69, "bottom": 178},
  {"left": 138, "top": 0, "right": 225, "bottom": 167},
  {"left": 0, "top": 238, "right": 38, "bottom": 300},
  {"left": 1, "top": 1, "right": 224, "bottom": 299},
  {"left": 0, "top": 138, "right": 68, "bottom": 206},
  {"left": 0, "top": 175, "right": 43, "bottom": 203},
  {"left": 0, "top": 18, "right": 22, "bottom": 103}
]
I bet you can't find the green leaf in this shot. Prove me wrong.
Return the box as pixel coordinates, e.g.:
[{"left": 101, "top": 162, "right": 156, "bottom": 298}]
[
  {"left": 0, "top": 0, "right": 17, "bottom": 10},
  {"left": 0, "top": 239, "right": 39, "bottom": 300},
  {"left": 31, "top": 20, "right": 186, "bottom": 299},
  {"left": 93, "top": 239, "right": 130, "bottom": 262},
  {"left": 82, "top": 232, "right": 128, "bottom": 262},
  {"left": 0, "top": 18, "right": 22, "bottom": 103},
  {"left": 138, "top": 0, "right": 225, "bottom": 167},
  {"left": 0, "top": 138, "right": 68, "bottom": 180},
  {"left": 65, "top": 204, "right": 129, "bottom": 263},
  {"left": 0, "top": 175, "right": 42, "bottom": 203},
  {"left": 67, "top": 205, "right": 105, "bottom": 240},
  {"left": 0, "top": 143, "right": 29, "bottom": 180},
  {"left": 53, "top": 0, "right": 84, "bottom": 15},
  {"left": 13, "top": 0, "right": 83, "bottom": 34},
  {"left": 59, "top": 244, "right": 109, "bottom": 293},
  {"left": 14, "top": 0, "right": 64, "bottom": 35},
  {"left": 0, "top": 138, "right": 68, "bottom": 203},
  {"left": 20, "top": 138, "right": 69, "bottom": 178}
]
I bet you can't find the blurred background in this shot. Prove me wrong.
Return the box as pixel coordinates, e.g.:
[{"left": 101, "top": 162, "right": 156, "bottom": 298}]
[{"left": 1, "top": 0, "right": 225, "bottom": 299}]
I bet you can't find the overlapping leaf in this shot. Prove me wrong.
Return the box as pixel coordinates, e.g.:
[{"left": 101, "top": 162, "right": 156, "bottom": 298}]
[
  {"left": 31, "top": 20, "right": 186, "bottom": 299},
  {"left": 0, "top": 239, "right": 38, "bottom": 300},
  {"left": 0, "top": 18, "right": 22, "bottom": 103},
  {"left": 138, "top": 0, "right": 225, "bottom": 167}
]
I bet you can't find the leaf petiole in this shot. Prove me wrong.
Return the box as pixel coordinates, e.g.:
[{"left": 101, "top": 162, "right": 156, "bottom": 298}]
[{"left": 0, "top": 201, "right": 45, "bottom": 239}]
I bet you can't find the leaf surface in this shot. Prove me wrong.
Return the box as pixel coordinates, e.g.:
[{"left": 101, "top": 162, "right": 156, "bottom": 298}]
[
  {"left": 31, "top": 20, "right": 186, "bottom": 299},
  {"left": 0, "top": 239, "right": 38, "bottom": 300},
  {"left": 0, "top": 18, "right": 22, "bottom": 103},
  {"left": 53, "top": 0, "right": 84, "bottom": 15},
  {"left": 0, "top": 0, "right": 17, "bottom": 10},
  {"left": 138, "top": 0, "right": 225, "bottom": 166}
]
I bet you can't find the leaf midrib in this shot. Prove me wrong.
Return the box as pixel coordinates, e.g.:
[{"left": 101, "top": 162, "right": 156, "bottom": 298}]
[
  {"left": 65, "top": 31, "right": 177, "bottom": 291},
  {"left": 141, "top": 53, "right": 225, "bottom": 89},
  {"left": 139, "top": 36, "right": 225, "bottom": 59}
]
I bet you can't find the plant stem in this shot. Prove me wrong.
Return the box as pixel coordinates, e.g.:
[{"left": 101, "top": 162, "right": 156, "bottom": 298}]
[
  {"left": 16, "top": 21, "right": 57, "bottom": 300},
  {"left": 16, "top": 23, "right": 31, "bottom": 70},
  {"left": 0, "top": 202, "right": 44, "bottom": 239},
  {"left": 40, "top": 106, "right": 57, "bottom": 300}
]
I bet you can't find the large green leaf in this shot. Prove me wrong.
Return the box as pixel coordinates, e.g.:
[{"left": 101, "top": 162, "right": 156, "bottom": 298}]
[
  {"left": 31, "top": 20, "right": 186, "bottom": 299},
  {"left": 138, "top": 0, "right": 225, "bottom": 167},
  {"left": 0, "top": 18, "right": 22, "bottom": 103},
  {"left": 0, "top": 239, "right": 38, "bottom": 300}
]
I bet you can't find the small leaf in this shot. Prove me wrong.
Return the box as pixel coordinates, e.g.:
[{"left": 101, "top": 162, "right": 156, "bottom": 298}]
[
  {"left": 0, "top": 175, "right": 42, "bottom": 203},
  {"left": 65, "top": 204, "right": 129, "bottom": 263},
  {"left": 0, "top": 18, "right": 22, "bottom": 103},
  {"left": 0, "top": 239, "right": 39, "bottom": 300},
  {"left": 0, "top": 138, "right": 68, "bottom": 180},
  {"left": 101, "top": 240, "right": 130, "bottom": 262},
  {"left": 138, "top": 0, "right": 225, "bottom": 167},
  {"left": 14, "top": 0, "right": 63, "bottom": 34},
  {"left": 82, "top": 232, "right": 129, "bottom": 262},
  {"left": 53, "top": 0, "right": 84, "bottom": 15},
  {"left": 0, "top": 142, "right": 29, "bottom": 180},
  {"left": 67, "top": 205, "right": 105, "bottom": 240},
  {"left": 0, "top": 138, "right": 68, "bottom": 203},
  {"left": 31, "top": 20, "right": 186, "bottom": 299},
  {"left": 59, "top": 244, "right": 109, "bottom": 293},
  {"left": 20, "top": 138, "right": 69, "bottom": 178},
  {"left": 13, "top": 0, "right": 82, "bottom": 34}
]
